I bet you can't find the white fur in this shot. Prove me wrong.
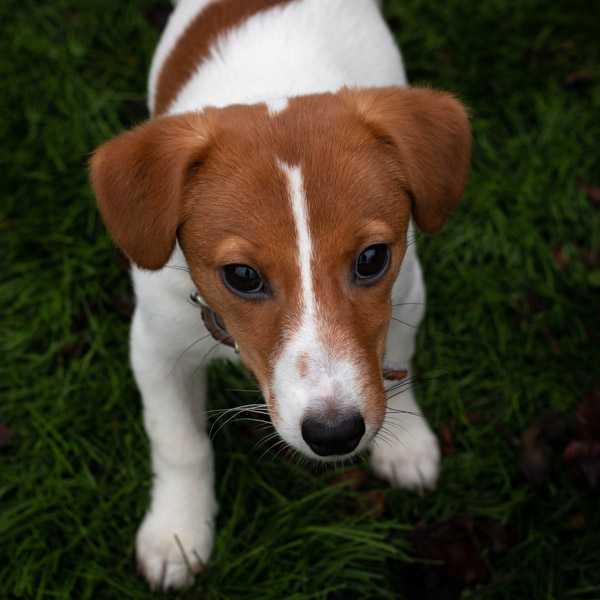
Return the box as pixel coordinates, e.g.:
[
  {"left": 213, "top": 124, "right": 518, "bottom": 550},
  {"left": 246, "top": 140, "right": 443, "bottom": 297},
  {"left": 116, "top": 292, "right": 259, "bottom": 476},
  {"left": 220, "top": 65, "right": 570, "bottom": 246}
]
[
  {"left": 132, "top": 0, "right": 438, "bottom": 589},
  {"left": 281, "top": 163, "right": 315, "bottom": 316}
]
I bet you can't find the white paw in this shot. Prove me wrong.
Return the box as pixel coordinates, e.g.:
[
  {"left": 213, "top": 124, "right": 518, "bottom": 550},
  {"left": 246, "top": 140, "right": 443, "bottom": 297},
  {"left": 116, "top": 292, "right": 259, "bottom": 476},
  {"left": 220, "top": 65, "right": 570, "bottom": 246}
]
[
  {"left": 136, "top": 497, "right": 217, "bottom": 590},
  {"left": 371, "top": 418, "right": 441, "bottom": 492}
]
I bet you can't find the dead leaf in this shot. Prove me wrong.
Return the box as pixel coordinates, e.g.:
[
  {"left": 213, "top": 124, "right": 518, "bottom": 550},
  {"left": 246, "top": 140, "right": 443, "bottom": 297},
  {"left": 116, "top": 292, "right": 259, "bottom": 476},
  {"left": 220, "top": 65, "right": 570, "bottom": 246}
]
[
  {"left": 411, "top": 517, "right": 490, "bottom": 586},
  {"left": 565, "top": 70, "right": 596, "bottom": 87},
  {"left": 542, "top": 327, "right": 568, "bottom": 362},
  {"left": 538, "top": 410, "right": 570, "bottom": 450},
  {"left": 479, "top": 518, "right": 518, "bottom": 554},
  {"left": 57, "top": 342, "right": 87, "bottom": 358},
  {"left": 355, "top": 489, "right": 387, "bottom": 518},
  {"left": 466, "top": 411, "right": 485, "bottom": 424},
  {"left": 553, "top": 241, "right": 568, "bottom": 271},
  {"left": 574, "top": 389, "right": 600, "bottom": 440},
  {"left": 524, "top": 287, "right": 546, "bottom": 315},
  {"left": 576, "top": 176, "right": 600, "bottom": 204},
  {"left": 568, "top": 513, "right": 586, "bottom": 530},
  {"left": 577, "top": 248, "right": 600, "bottom": 270},
  {"left": 327, "top": 468, "right": 367, "bottom": 491},
  {"left": 518, "top": 434, "right": 552, "bottom": 486},
  {"left": 1, "top": 217, "right": 14, "bottom": 231},
  {"left": 0, "top": 423, "right": 15, "bottom": 448},
  {"left": 516, "top": 411, "right": 568, "bottom": 486},
  {"left": 525, "top": 41, "right": 575, "bottom": 63},
  {"left": 438, "top": 425, "right": 456, "bottom": 456},
  {"left": 564, "top": 440, "right": 600, "bottom": 489}
]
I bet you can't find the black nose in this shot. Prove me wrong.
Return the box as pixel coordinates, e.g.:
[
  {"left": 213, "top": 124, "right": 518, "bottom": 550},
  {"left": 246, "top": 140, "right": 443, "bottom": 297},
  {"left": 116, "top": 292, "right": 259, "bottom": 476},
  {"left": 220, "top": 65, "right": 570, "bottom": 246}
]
[{"left": 301, "top": 413, "right": 365, "bottom": 456}]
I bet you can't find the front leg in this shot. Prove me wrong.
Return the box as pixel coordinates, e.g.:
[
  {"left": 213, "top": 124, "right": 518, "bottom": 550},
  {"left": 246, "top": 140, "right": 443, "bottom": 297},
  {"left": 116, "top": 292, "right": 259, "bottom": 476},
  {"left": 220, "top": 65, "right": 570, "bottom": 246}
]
[
  {"left": 371, "top": 246, "right": 441, "bottom": 491},
  {"left": 131, "top": 308, "right": 218, "bottom": 590},
  {"left": 371, "top": 374, "right": 441, "bottom": 491}
]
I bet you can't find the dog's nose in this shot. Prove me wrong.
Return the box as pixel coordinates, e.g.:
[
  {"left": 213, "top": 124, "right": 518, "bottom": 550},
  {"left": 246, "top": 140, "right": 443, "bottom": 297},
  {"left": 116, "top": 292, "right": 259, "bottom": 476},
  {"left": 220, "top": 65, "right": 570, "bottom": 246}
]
[{"left": 301, "top": 412, "right": 365, "bottom": 456}]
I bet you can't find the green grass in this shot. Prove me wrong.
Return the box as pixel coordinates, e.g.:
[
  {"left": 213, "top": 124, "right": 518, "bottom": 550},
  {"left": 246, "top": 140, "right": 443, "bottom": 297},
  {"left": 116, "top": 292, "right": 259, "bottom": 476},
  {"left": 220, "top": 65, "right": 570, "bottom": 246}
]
[{"left": 1, "top": 0, "right": 599, "bottom": 598}]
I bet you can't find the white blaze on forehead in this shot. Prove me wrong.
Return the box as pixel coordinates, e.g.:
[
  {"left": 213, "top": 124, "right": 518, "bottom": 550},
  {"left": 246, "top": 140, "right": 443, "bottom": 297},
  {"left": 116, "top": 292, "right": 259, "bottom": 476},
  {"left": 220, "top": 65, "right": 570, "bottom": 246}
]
[
  {"left": 271, "top": 161, "right": 371, "bottom": 458},
  {"left": 278, "top": 162, "right": 315, "bottom": 319}
]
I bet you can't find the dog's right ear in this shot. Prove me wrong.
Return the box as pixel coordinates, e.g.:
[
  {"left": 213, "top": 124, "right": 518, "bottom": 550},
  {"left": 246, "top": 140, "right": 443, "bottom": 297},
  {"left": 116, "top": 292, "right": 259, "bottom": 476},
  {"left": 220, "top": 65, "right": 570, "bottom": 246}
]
[{"left": 90, "top": 113, "right": 212, "bottom": 270}]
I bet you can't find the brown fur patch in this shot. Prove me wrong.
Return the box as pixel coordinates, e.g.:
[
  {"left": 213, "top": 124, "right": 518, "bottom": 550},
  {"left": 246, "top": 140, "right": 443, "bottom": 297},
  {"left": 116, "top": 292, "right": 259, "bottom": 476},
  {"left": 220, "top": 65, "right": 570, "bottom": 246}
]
[
  {"left": 154, "top": 0, "right": 294, "bottom": 115},
  {"left": 296, "top": 353, "right": 309, "bottom": 378}
]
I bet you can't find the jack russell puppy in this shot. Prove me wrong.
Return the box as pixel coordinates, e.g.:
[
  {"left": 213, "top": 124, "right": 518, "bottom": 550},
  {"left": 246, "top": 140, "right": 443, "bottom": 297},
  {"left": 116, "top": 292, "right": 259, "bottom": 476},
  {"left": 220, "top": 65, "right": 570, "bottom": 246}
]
[{"left": 90, "top": 0, "right": 470, "bottom": 590}]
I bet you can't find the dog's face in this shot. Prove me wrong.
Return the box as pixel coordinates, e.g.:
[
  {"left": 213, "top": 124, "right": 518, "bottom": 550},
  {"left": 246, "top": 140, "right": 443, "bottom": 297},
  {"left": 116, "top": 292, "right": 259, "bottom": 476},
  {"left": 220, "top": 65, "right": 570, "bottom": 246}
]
[{"left": 91, "top": 87, "right": 470, "bottom": 460}]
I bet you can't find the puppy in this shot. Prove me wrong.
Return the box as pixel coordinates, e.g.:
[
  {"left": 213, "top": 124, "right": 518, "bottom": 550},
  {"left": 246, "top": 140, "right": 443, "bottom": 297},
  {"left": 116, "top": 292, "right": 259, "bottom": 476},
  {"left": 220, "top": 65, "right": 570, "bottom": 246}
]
[{"left": 90, "top": 0, "right": 470, "bottom": 590}]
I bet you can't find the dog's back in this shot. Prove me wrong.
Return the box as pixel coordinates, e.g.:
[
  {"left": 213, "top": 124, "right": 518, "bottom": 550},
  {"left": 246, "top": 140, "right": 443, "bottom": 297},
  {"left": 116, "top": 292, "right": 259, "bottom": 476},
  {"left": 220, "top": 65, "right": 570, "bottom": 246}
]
[{"left": 149, "top": 0, "right": 406, "bottom": 116}]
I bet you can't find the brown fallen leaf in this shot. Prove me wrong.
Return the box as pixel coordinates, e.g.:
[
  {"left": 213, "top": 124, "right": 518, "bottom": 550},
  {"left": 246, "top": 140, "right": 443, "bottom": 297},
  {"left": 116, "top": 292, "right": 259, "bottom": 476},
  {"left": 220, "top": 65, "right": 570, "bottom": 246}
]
[
  {"left": 568, "top": 513, "right": 586, "bottom": 530},
  {"left": 577, "top": 248, "right": 600, "bottom": 270},
  {"left": 516, "top": 411, "right": 568, "bottom": 486},
  {"left": 574, "top": 389, "right": 600, "bottom": 440},
  {"left": 576, "top": 176, "right": 600, "bottom": 204},
  {"left": 479, "top": 518, "right": 518, "bottom": 554},
  {"left": 411, "top": 517, "right": 489, "bottom": 586},
  {"left": 57, "top": 341, "right": 88, "bottom": 358},
  {"left": 0, "top": 217, "right": 15, "bottom": 230},
  {"left": 326, "top": 468, "right": 367, "bottom": 491},
  {"left": 355, "top": 489, "right": 387, "bottom": 519},
  {"left": 438, "top": 424, "right": 456, "bottom": 456},
  {"left": 565, "top": 70, "right": 596, "bottom": 87},
  {"left": 541, "top": 327, "right": 568, "bottom": 362},
  {"left": 553, "top": 241, "right": 568, "bottom": 271},
  {"left": 466, "top": 411, "right": 485, "bottom": 425},
  {"left": 524, "top": 287, "right": 546, "bottom": 315},
  {"left": 564, "top": 440, "right": 600, "bottom": 489},
  {"left": 562, "top": 391, "right": 600, "bottom": 490},
  {"left": 524, "top": 45, "right": 564, "bottom": 63},
  {"left": 0, "top": 423, "right": 15, "bottom": 448}
]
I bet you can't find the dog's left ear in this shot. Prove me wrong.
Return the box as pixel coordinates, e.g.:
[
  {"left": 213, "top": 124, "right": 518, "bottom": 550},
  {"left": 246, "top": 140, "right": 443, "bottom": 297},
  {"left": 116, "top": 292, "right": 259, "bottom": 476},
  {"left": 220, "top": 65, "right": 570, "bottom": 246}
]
[{"left": 340, "top": 86, "right": 471, "bottom": 234}]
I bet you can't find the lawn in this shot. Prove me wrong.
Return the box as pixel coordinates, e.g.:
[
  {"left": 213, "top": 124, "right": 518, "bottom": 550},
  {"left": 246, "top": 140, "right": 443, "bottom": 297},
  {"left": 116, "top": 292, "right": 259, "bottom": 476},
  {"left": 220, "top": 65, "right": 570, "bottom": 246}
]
[{"left": 1, "top": 0, "right": 599, "bottom": 598}]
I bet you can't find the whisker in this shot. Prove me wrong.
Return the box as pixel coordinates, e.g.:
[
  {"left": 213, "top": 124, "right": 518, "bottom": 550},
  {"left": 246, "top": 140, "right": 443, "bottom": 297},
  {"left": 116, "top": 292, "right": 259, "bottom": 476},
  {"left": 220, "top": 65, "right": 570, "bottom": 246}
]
[
  {"left": 164, "top": 265, "right": 191, "bottom": 274},
  {"left": 392, "top": 302, "right": 428, "bottom": 307},
  {"left": 390, "top": 317, "right": 466, "bottom": 342},
  {"left": 169, "top": 331, "right": 221, "bottom": 379}
]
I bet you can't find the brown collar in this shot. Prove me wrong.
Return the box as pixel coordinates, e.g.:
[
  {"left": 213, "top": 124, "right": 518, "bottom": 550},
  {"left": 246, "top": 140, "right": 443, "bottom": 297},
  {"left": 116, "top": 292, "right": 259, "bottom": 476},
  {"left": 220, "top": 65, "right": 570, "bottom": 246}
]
[{"left": 189, "top": 291, "right": 236, "bottom": 348}]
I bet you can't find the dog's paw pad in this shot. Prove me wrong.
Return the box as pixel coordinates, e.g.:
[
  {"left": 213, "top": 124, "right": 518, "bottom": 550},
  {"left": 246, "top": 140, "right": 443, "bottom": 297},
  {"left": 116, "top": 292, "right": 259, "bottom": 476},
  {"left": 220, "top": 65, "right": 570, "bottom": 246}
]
[
  {"left": 136, "top": 513, "right": 213, "bottom": 590},
  {"left": 371, "top": 422, "right": 441, "bottom": 492}
]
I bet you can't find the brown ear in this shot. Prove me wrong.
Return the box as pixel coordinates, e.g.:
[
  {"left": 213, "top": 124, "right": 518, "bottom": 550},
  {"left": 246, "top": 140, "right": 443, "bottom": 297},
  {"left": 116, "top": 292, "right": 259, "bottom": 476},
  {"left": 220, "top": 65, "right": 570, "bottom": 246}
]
[
  {"left": 339, "top": 86, "right": 471, "bottom": 234},
  {"left": 89, "top": 113, "right": 211, "bottom": 270}
]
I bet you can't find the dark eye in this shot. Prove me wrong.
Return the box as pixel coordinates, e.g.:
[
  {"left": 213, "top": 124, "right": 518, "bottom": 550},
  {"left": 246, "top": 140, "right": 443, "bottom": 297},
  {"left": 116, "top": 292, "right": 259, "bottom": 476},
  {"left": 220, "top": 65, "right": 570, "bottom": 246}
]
[
  {"left": 355, "top": 244, "right": 390, "bottom": 283},
  {"left": 221, "top": 264, "right": 266, "bottom": 297}
]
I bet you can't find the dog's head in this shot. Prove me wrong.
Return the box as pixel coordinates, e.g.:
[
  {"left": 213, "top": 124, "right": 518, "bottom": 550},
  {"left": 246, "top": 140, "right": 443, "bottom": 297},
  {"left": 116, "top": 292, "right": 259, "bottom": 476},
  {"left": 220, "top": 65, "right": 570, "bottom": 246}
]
[{"left": 90, "top": 87, "right": 470, "bottom": 460}]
